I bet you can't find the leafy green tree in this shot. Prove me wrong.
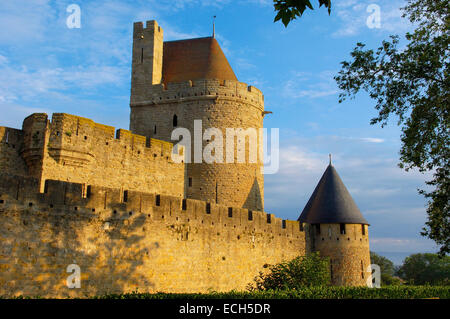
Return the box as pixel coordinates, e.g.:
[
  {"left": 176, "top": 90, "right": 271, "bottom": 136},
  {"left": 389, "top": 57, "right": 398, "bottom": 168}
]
[
  {"left": 371, "top": 251, "right": 396, "bottom": 276},
  {"left": 370, "top": 252, "right": 403, "bottom": 286},
  {"left": 273, "top": 0, "right": 332, "bottom": 27},
  {"left": 250, "top": 252, "right": 330, "bottom": 291},
  {"left": 334, "top": 0, "right": 449, "bottom": 255},
  {"left": 397, "top": 253, "right": 450, "bottom": 285}
]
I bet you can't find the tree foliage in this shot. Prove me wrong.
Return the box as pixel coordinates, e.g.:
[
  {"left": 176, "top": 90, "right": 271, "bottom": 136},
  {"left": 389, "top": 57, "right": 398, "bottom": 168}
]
[
  {"left": 370, "top": 252, "right": 403, "bottom": 285},
  {"left": 249, "top": 252, "right": 330, "bottom": 291},
  {"left": 397, "top": 253, "right": 450, "bottom": 285},
  {"left": 273, "top": 0, "right": 331, "bottom": 27},
  {"left": 334, "top": 0, "right": 450, "bottom": 255}
]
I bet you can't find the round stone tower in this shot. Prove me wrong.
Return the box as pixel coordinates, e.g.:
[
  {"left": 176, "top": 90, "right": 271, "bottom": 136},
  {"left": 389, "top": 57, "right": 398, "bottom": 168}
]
[
  {"left": 129, "top": 20, "right": 264, "bottom": 211},
  {"left": 298, "top": 162, "right": 371, "bottom": 286}
]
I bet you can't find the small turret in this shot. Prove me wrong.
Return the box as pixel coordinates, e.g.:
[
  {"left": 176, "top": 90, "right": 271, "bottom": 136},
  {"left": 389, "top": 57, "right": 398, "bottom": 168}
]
[{"left": 298, "top": 161, "right": 371, "bottom": 286}]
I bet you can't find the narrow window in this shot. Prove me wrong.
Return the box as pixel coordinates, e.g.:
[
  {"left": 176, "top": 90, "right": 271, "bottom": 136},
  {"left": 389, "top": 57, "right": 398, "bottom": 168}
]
[
  {"left": 5, "top": 130, "right": 9, "bottom": 143},
  {"left": 340, "top": 223, "right": 346, "bottom": 235},
  {"left": 248, "top": 210, "right": 253, "bottom": 221},
  {"left": 282, "top": 220, "right": 286, "bottom": 229},
  {"left": 141, "top": 48, "right": 144, "bottom": 63},
  {"left": 182, "top": 199, "right": 187, "bottom": 210},
  {"left": 267, "top": 214, "right": 271, "bottom": 224},
  {"left": 328, "top": 226, "right": 332, "bottom": 238},
  {"left": 362, "top": 224, "right": 366, "bottom": 235},
  {"left": 156, "top": 194, "right": 160, "bottom": 206},
  {"left": 361, "top": 260, "right": 365, "bottom": 279},
  {"left": 188, "top": 177, "right": 192, "bottom": 187},
  {"left": 228, "top": 207, "right": 233, "bottom": 218},
  {"left": 206, "top": 203, "right": 211, "bottom": 214},
  {"left": 123, "top": 190, "right": 128, "bottom": 203},
  {"left": 44, "top": 180, "right": 49, "bottom": 194},
  {"left": 154, "top": 125, "right": 157, "bottom": 134},
  {"left": 315, "top": 224, "right": 321, "bottom": 235},
  {"left": 86, "top": 185, "right": 91, "bottom": 198},
  {"left": 173, "top": 114, "right": 178, "bottom": 127}
]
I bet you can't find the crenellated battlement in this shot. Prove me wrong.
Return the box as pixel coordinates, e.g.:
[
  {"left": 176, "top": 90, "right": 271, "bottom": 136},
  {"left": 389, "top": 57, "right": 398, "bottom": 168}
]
[
  {"left": 133, "top": 20, "right": 162, "bottom": 35},
  {"left": 47, "top": 113, "right": 179, "bottom": 161},
  {"left": 130, "top": 79, "right": 264, "bottom": 112},
  {"left": 0, "top": 173, "right": 303, "bottom": 238},
  {"left": 17, "top": 113, "right": 184, "bottom": 168},
  {"left": 0, "top": 113, "right": 186, "bottom": 198}
]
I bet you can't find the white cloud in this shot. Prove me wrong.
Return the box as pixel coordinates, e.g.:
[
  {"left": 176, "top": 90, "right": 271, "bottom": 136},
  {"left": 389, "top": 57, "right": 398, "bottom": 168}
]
[
  {"left": 360, "top": 137, "right": 384, "bottom": 143},
  {"left": 370, "top": 237, "right": 438, "bottom": 253},
  {"left": 0, "top": 0, "right": 54, "bottom": 44},
  {"left": 0, "top": 62, "right": 126, "bottom": 103},
  {"left": 282, "top": 70, "right": 339, "bottom": 100}
]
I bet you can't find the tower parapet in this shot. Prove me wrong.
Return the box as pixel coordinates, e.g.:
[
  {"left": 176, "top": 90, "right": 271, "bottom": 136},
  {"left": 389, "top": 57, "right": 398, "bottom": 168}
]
[{"left": 130, "top": 79, "right": 264, "bottom": 112}]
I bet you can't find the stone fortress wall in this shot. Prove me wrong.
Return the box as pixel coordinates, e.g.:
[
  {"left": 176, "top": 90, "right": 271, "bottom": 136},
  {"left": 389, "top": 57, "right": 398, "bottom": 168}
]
[
  {"left": 0, "top": 173, "right": 305, "bottom": 297},
  {"left": 0, "top": 113, "right": 185, "bottom": 198},
  {"left": 0, "top": 19, "right": 372, "bottom": 297}
]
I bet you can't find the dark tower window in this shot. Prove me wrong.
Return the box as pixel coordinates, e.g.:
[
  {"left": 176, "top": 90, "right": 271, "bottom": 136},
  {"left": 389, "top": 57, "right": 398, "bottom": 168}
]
[
  {"left": 188, "top": 177, "right": 192, "bottom": 187},
  {"left": 141, "top": 48, "right": 144, "bottom": 63},
  {"left": 362, "top": 224, "right": 366, "bottom": 235},
  {"left": 173, "top": 114, "right": 178, "bottom": 127},
  {"left": 340, "top": 223, "right": 346, "bottom": 235},
  {"left": 154, "top": 125, "right": 157, "bottom": 134},
  {"left": 228, "top": 207, "right": 233, "bottom": 218},
  {"left": 123, "top": 190, "right": 128, "bottom": 203},
  {"left": 315, "top": 224, "right": 321, "bottom": 235}
]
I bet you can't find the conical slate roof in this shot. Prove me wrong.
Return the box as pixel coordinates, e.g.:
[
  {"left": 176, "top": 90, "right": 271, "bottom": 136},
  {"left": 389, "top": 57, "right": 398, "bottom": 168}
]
[
  {"left": 162, "top": 37, "right": 237, "bottom": 84},
  {"left": 298, "top": 164, "right": 369, "bottom": 225}
]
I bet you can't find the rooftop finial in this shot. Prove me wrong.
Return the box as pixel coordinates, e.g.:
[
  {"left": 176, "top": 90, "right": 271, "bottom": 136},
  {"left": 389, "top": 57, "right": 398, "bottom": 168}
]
[
  {"left": 212, "top": 15, "right": 216, "bottom": 38},
  {"left": 329, "top": 153, "right": 332, "bottom": 165}
]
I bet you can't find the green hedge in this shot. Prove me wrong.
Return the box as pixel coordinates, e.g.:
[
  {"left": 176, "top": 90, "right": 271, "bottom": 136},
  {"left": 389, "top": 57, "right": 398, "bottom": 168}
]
[{"left": 95, "top": 286, "right": 450, "bottom": 299}]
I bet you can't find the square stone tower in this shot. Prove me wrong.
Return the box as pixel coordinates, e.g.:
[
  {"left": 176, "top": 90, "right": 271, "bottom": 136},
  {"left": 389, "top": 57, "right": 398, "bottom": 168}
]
[{"left": 131, "top": 20, "right": 164, "bottom": 105}]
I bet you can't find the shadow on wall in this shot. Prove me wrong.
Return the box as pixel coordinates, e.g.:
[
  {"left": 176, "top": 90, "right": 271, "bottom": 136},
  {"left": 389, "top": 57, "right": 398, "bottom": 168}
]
[
  {"left": 0, "top": 177, "right": 159, "bottom": 297},
  {"left": 243, "top": 177, "right": 263, "bottom": 212}
]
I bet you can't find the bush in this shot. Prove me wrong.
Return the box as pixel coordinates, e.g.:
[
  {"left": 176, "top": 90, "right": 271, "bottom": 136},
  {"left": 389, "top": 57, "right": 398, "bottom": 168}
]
[
  {"left": 93, "top": 286, "right": 450, "bottom": 299},
  {"left": 249, "top": 252, "right": 330, "bottom": 291}
]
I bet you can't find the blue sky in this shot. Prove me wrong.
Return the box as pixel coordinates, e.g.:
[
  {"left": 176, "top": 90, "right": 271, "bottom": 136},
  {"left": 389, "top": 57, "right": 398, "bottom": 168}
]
[{"left": 0, "top": 0, "right": 439, "bottom": 263}]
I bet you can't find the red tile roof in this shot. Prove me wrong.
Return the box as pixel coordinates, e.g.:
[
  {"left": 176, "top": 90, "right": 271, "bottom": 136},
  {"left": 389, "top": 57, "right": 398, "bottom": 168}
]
[{"left": 162, "top": 37, "right": 237, "bottom": 84}]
